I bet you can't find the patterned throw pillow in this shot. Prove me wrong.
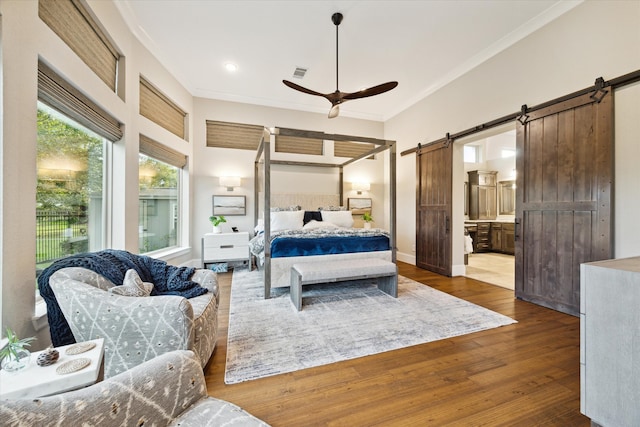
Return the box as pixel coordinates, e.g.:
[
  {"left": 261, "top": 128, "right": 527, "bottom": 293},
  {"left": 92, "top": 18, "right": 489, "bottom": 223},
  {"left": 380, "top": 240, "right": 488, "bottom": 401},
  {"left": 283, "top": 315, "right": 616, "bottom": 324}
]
[
  {"left": 270, "top": 206, "right": 301, "bottom": 212},
  {"left": 109, "top": 269, "right": 154, "bottom": 297},
  {"left": 209, "top": 262, "right": 228, "bottom": 273},
  {"left": 318, "top": 206, "right": 347, "bottom": 211}
]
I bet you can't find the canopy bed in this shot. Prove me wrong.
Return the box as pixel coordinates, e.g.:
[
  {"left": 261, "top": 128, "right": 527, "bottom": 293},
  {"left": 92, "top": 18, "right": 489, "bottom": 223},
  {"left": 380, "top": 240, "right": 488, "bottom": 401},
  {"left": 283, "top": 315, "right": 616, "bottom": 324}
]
[{"left": 252, "top": 127, "right": 397, "bottom": 299}]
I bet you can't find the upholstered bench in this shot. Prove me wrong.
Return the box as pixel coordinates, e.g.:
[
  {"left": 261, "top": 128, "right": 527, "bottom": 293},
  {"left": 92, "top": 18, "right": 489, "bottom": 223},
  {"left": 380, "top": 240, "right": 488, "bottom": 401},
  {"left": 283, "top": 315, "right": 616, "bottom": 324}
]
[{"left": 290, "top": 258, "right": 398, "bottom": 311}]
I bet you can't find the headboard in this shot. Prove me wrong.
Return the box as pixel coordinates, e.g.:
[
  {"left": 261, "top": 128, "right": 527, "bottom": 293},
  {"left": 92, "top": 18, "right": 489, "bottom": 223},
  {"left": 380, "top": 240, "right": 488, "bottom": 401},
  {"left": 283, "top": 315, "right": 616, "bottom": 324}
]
[{"left": 269, "top": 193, "right": 340, "bottom": 212}]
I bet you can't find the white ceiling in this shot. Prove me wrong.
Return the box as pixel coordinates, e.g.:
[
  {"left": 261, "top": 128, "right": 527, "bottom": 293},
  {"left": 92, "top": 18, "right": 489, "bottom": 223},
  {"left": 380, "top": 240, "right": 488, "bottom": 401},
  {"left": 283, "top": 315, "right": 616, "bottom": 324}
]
[{"left": 115, "top": 0, "right": 581, "bottom": 122}]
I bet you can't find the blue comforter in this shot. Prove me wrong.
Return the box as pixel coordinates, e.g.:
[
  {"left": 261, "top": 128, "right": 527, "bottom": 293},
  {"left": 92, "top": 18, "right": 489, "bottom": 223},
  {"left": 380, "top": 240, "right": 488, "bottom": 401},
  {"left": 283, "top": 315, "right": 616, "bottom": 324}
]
[{"left": 249, "top": 228, "right": 391, "bottom": 262}]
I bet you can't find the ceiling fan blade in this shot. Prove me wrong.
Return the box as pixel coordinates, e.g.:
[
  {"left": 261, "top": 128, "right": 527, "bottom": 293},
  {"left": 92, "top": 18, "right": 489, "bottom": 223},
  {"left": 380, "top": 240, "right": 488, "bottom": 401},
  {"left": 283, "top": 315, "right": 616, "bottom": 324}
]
[
  {"left": 342, "top": 81, "right": 398, "bottom": 100},
  {"left": 282, "top": 80, "right": 327, "bottom": 98}
]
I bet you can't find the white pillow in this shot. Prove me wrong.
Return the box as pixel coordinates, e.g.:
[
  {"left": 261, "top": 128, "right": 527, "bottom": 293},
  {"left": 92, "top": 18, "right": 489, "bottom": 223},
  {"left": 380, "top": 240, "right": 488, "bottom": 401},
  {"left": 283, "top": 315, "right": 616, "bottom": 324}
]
[
  {"left": 303, "top": 220, "right": 338, "bottom": 230},
  {"left": 271, "top": 210, "right": 305, "bottom": 232},
  {"left": 321, "top": 210, "right": 354, "bottom": 228}
]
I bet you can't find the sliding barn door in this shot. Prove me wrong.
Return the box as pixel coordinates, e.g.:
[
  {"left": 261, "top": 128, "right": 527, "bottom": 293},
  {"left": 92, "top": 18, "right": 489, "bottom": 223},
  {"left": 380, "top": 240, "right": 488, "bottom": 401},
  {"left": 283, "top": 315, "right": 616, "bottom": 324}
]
[
  {"left": 515, "top": 90, "right": 613, "bottom": 316},
  {"left": 416, "top": 142, "right": 452, "bottom": 276}
]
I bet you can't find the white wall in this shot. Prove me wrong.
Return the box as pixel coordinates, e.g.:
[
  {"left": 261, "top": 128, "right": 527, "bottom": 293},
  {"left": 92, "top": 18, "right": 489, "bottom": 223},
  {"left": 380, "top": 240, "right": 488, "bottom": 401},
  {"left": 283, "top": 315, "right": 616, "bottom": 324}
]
[
  {"left": 190, "top": 97, "right": 385, "bottom": 262},
  {"left": 385, "top": 0, "right": 640, "bottom": 271},
  {"left": 614, "top": 81, "right": 640, "bottom": 258}
]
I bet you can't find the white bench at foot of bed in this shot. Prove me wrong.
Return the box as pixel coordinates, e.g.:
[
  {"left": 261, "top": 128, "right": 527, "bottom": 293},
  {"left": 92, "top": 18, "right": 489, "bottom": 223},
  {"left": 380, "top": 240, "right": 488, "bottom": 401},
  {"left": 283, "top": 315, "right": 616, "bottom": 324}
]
[
  {"left": 290, "top": 258, "right": 398, "bottom": 311},
  {"left": 268, "top": 251, "right": 393, "bottom": 290}
]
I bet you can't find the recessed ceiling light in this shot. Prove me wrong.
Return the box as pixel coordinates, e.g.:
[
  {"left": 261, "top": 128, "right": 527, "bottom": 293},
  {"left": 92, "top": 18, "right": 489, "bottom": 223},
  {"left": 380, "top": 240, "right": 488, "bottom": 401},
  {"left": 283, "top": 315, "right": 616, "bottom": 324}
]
[{"left": 225, "top": 63, "right": 238, "bottom": 72}]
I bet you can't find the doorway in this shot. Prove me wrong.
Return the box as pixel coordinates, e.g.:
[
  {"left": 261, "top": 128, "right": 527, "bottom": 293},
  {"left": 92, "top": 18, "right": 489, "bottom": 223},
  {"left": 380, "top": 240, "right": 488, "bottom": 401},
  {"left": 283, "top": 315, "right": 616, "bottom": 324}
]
[{"left": 460, "top": 127, "right": 516, "bottom": 290}]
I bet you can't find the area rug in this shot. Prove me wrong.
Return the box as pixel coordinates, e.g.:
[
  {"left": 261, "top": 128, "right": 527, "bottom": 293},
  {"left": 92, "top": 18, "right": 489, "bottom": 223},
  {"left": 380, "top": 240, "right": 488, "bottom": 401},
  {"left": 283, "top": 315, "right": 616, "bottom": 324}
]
[{"left": 224, "top": 268, "right": 516, "bottom": 384}]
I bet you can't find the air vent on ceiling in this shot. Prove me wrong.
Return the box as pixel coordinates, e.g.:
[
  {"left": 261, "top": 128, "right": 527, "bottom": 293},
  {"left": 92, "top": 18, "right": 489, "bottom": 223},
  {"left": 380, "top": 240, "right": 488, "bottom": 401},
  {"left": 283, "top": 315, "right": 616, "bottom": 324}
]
[{"left": 292, "top": 67, "right": 308, "bottom": 79}]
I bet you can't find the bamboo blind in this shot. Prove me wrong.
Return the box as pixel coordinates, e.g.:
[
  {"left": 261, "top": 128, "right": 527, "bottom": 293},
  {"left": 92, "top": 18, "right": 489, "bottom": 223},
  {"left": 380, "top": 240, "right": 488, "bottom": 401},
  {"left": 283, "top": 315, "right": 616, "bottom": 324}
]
[
  {"left": 275, "top": 135, "right": 324, "bottom": 155},
  {"left": 334, "top": 141, "right": 375, "bottom": 159},
  {"left": 39, "top": 0, "right": 119, "bottom": 91},
  {"left": 38, "top": 60, "right": 123, "bottom": 141},
  {"left": 139, "top": 77, "right": 187, "bottom": 139},
  {"left": 139, "top": 134, "right": 187, "bottom": 168},
  {"left": 206, "top": 120, "right": 264, "bottom": 150}
]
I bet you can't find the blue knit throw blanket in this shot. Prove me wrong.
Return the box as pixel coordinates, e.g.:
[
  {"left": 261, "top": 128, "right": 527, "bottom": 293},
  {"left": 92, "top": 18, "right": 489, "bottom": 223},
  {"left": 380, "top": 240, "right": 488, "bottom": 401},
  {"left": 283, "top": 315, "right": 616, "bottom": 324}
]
[{"left": 38, "top": 249, "right": 208, "bottom": 346}]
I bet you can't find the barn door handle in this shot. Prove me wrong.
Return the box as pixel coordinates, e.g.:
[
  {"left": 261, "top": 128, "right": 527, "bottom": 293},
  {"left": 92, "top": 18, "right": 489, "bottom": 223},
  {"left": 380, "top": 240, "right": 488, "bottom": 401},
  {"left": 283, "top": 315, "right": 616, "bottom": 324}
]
[
  {"left": 445, "top": 217, "right": 450, "bottom": 233},
  {"left": 514, "top": 218, "right": 520, "bottom": 241}
]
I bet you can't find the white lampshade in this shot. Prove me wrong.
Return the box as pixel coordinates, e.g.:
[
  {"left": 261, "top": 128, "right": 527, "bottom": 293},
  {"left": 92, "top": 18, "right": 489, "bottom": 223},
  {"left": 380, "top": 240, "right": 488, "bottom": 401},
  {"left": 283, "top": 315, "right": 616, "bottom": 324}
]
[
  {"left": 352, "top": 182, "right": 370, "bottom": 194},
  {"left": 220, "top": 176, "right": 241, "bottom": 191}
]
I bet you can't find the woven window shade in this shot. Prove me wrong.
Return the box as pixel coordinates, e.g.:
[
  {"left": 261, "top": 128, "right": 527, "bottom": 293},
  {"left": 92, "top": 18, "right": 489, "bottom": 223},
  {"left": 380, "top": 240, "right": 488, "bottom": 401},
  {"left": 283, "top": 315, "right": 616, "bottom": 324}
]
[
  {"left": 139, "top": 134, "right": 187, "bottom": 168},
  {"left": 275, "top": 135, "right": 323, "bottom": 155},
  {"left": 334, "top": 141, "right": 375, "bottom": 159},
  {"left": 38, "top": 60, "right": 123, "bottom": 142},
  {"left": 139, "top": 77, "right": 186, "bottom": 139},
  {"left": 39, "top": 0, "right": 119, "bottom": 91},
  {"left": 206, "top": 120, "right": 264, "bottom": 150}
]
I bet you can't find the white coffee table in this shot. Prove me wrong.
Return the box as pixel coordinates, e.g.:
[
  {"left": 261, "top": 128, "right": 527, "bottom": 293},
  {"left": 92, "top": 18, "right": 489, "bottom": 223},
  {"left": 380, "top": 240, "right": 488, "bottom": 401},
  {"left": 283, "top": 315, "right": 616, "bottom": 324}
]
[{"left": 0, "top": 338, "right": 104, "bottom": 399}]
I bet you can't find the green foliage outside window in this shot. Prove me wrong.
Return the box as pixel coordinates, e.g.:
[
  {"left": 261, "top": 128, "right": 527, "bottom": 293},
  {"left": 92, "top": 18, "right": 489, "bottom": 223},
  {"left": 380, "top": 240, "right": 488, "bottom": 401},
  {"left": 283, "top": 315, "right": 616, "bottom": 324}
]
[{"left": 37, "top": 109, "right": 103, "bottom": 212}]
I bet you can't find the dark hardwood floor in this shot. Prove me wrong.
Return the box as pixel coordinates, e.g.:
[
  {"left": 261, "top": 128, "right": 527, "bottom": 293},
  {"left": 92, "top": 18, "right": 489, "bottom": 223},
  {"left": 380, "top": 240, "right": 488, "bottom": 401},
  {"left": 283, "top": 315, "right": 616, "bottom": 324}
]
[{"left": 204, "top": 261, "right": 589, "bottom": 426}]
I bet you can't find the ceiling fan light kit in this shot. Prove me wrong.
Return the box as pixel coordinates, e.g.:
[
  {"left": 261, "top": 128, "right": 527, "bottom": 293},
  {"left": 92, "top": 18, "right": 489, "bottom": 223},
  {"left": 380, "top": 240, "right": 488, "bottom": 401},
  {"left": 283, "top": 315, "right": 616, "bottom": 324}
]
[
  {"left": 328, "top": 104, "right": 340, "bottom": 119},
  {"left": 283, "top": 12, "right": 398, "bottom": 118}
]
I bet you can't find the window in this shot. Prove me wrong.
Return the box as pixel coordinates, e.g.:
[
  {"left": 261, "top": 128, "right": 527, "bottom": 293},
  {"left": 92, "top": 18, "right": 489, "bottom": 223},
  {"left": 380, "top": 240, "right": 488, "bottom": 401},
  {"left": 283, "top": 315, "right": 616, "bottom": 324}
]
[
  {"left": 206, "top": 120, "right": 264, "bottom": 150},
  {"left": 36, "top": 102, "right": 107, "bottom": 270},
  {"left": 275, "top": 134, "right": 323, "bottom": 155},
  {"left": 139, "top": 135, "right": 185, "bottom": 253},
  {"left": 139, "top": 77, "right": 187, "bottom": 139},
  {"left": 39, "top": 0, "right": 120, "bottom": 92},
  {"left": 334, "top": 141, "right": 375, "bottom": 159},
  {"left": 36, "top": 60, "right": 121, "bottom": 272},
  {"left": 464, "top": 145, "right": 479, "bottom": 163}
]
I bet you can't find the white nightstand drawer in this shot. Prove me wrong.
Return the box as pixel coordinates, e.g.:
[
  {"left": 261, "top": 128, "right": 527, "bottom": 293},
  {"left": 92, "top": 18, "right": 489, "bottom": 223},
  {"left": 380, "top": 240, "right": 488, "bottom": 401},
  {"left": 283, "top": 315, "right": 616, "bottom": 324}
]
[
  {"left": 203, "top": 232, "right": 248, "bottom": 249},
  {"left": 202, "top": 232, "right": 250, "bottom": 266},
  {"left": 206, "top": 245, "right": 248, "bottom": 261}
]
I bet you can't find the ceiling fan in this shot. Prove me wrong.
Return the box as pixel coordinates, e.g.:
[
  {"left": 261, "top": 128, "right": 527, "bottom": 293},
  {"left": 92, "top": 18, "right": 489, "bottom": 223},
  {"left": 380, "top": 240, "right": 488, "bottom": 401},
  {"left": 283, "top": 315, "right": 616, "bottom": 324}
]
[{"left": 283, "top": 12, "right": 398, "bottom": 118}]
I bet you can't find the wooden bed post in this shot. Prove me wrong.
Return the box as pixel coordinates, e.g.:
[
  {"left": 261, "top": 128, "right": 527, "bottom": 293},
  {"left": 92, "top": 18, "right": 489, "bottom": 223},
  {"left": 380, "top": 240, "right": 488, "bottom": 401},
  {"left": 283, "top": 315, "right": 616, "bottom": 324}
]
[
  {"left": 264, "top": 130, "right": 272, "bottom": 299},
  {"left": 390, "top": 141, "right": 397, "bottom": 262},
  {"left": 255, "top": 127, "right": 273, "bottom": 299},
  {"left": 339, "top": 166, "right": 344, "bottom": 206}
]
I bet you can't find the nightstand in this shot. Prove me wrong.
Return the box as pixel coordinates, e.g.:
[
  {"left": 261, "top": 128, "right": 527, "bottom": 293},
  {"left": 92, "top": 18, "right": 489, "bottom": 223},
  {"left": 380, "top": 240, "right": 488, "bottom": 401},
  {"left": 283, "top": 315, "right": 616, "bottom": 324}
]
[{"left": 202, "top": 231, "right": 250, "bottom": 268}]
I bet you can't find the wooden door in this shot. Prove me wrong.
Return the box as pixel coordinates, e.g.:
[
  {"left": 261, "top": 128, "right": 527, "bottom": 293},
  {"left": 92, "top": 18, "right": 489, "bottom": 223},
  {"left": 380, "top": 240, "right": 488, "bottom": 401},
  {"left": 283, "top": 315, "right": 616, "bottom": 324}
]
[
  {"left": 416, "top": 142, "right": 452, "bottom": 276},
  {"left": 515, "top": 90, "right": 613, "bottom": 316}
]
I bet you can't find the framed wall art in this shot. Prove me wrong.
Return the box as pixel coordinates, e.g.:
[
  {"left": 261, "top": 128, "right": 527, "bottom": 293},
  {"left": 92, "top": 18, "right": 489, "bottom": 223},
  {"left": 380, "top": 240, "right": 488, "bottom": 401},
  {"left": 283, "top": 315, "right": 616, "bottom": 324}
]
[
  {"left": 347, "top": 198, "right": 372, "bottom": 215},
  {"left": 212, "top": 195, "right": 246, "bottom": 216}
]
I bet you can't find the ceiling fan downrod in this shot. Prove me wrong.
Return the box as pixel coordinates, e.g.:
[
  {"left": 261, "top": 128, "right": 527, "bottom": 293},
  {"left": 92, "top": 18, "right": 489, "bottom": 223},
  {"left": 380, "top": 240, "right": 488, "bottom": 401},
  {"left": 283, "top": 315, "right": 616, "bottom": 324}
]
[{"left": 332, "top": 12, "right": 343, "bottom": 93}]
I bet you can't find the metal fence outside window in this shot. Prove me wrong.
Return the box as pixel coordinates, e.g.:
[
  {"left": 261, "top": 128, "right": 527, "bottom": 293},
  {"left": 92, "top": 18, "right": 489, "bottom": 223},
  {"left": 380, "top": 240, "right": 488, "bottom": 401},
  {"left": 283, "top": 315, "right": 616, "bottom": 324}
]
[{"left": 36, "top": 210, "right": 88, "bottom": 265}]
